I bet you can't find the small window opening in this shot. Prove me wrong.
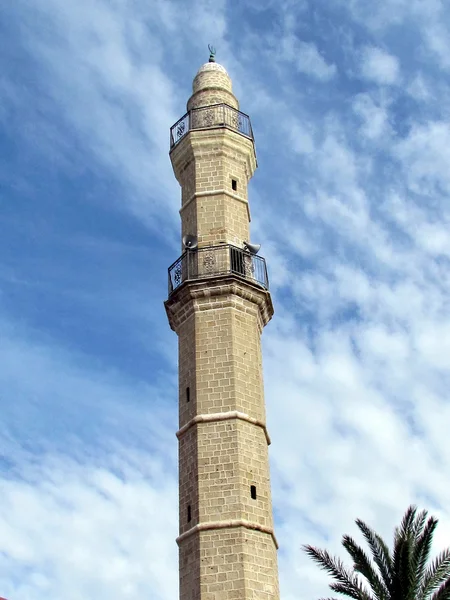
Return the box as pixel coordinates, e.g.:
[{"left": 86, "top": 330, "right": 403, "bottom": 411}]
[
  {"left": 232, "top": 179, "right": 237, "bottom": 191},
  {"left": 186, "top": 386, "right": 190, "bottom": 403},
  {"left": 250, "top": 485, "right": 257, "bottom": 500},
  {"left": 187, "top": 505, "right": 192, "bottom": 522}
]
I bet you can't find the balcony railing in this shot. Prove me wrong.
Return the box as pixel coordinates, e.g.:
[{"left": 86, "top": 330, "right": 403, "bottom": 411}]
[
  {"left": 168, "top": 244, "right": 269, "bottom": 296},
  {"left": 170, "top": 104, "right": 253, "bottom": 148}
]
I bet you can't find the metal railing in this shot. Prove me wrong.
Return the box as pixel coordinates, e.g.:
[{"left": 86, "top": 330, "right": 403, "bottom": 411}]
[
  {"left": 168, "top": 244, "right": 269, "bottom": 296},
  {"left": 170, "top": 104, "right": 253, "bottom": 148}
]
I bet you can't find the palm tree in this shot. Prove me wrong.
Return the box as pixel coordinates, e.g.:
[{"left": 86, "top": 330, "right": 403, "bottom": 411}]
[{"left": 303, "top": 505, "right": 450, "bottom": 600}]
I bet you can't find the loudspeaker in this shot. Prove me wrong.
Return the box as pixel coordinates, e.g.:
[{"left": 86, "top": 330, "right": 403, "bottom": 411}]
[
  {"left": 243, "top": 241, "right": 261, "bottom": 255},
  {"left": 182, "top": 234, "right": 198, "bottom": 250}
]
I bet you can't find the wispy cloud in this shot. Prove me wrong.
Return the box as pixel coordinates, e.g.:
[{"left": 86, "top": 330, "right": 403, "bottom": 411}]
[
  {"left": 286, "top": 39, "right": 337, "bottom": 81},
  {"left": 0, "top": 306, "right": 178, "bottom": 599},
  {"left": 0, "top": 448, "right": 178, "bottom": 600},
  {"left": 352, "top": 92, "right": 391, "bottom": 140}
]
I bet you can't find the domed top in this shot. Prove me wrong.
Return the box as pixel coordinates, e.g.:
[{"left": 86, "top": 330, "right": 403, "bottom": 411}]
[
  {"left": 192, "top": 61, "right": 233, "bottom": 94},
  {"left": 197, "top": 61, "right": 229, "bottom": 76},
  {"left": 188, "top": 59, "right": 238, "bottom": 111}
]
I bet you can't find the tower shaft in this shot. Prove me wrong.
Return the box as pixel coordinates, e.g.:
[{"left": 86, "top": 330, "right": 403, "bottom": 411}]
[{"left": 166, "top": 59, "right": 279, "bottom": 600}]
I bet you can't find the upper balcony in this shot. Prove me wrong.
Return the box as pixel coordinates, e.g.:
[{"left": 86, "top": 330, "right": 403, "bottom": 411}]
[
  {"left": 167, "top": 243, "right": 269, "bottom": 297},
  {"left": 170, "top": 103, "right": 254, "bottom": 149}
]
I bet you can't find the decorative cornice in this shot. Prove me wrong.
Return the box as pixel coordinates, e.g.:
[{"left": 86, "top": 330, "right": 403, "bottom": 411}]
[
  {"left": 164, "top": 275, "right": 274, "bottom": 332},
  {"left": 176, "top": 410, "right": 271, "bottom": 445},
  {"left": 176, "top": 518, "right": 279, "bottom": 550}
]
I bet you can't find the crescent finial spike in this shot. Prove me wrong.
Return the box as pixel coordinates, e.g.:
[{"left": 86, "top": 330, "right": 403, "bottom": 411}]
[{"left": 208, "top": 44, "right": 216, "bottom": 62}]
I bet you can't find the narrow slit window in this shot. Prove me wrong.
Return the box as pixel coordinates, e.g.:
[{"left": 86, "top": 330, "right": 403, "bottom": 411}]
[
  {"left": 250, "top": 485, "right": 257, "bottom": 500},
  {"left": 186, "top": 386, "right": 190, "bottom": 403},
  {"left": 232, "top": 179, "right": 237, "bottom": 191},
  {"left": 187, "top": 505, "right": 192, "bottom": 522}
]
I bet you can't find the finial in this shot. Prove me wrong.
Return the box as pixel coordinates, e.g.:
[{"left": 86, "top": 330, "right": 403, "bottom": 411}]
[{"left": 208, "top": 44, "right": 216, "bottom": 62}]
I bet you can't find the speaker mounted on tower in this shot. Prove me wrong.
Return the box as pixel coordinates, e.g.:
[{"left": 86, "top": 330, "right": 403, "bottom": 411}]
[
  {"left": 182, "top": 234, "right": 198, "bottom": 250},
  {"left": 243, "top": 241, "right": 261, "bottom": 255}
]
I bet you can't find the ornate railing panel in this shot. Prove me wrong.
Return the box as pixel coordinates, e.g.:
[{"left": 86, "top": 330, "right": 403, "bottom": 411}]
[
  {"left": 168, "top": 244, "right": 269, "bottom": 295},
  {"left": 170, "top": 104, "right": 253, "bottom": 148}
]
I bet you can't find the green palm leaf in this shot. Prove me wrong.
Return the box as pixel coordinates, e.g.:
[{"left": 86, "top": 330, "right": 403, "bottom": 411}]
[
  {"left": 303, "top": 505, "right": 450, "bottom": 600},
  {"left": 420, "top": 550, "right": 450, "bottom": 599},
  {"left": 430, "top": 577, "right": 450, "bottom": 600},
  {"left": 329, "top": 581, "right": 372, "bottom": 600},
  {"left": 412, "top": 510, "right": 429, "bottom": 541},
  {"left": 303, "top": 545, "right": 372, "bottom": 600},
  {"left": 412, "top": 515, "right": 438, "bottom": 598},
  {"left": 342, "top": 534, "right": 388, "bottom": 600},
  {"left": 356, "top": 520, "right": 393, "bottom": 594},
  {"left": 392, "top": 508, "right": 417, "bottom": 600}
]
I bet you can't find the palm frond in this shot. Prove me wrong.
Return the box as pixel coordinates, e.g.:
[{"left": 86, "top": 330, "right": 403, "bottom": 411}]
[
  {"left": 412, "top": 509, "right": 429, "bottom": 542},
  {"left": 392, "top": 504, "right": 416, "bottom": 593},
  {"left": 399, "top": 505, "right": 419, "bottom": 539},
  {"left": 328, "top": 582, "right": 362, "bottom": 599},
  {"left": 302, "top": 545, "right": 371, "bottom": 600},
  {"left": 303, "top": 546, "right": 353, "bottom": 586},
  {"left": 304, "top": 506, "right": 450, "bottom": 600},
  {"left": 392, "top": 532, "right": 413, "bottom": 599},
  {"left": 430, "top": 577, "right": 450, "bottom": 600},
  {"left": 420, "top": 550, "right": 450, "bottom": 599},
  {"left": 330, "top": 582, "right": 372, "bottom": 600},
  {"left": 356, "top": 519, "right": 393, "bottom": 593},
  {"left": 411, "top": 515, "right": 439, "bottom": 598},
  {"left": 392, "top": 502, "right": 418, "bottom": 591},
  {"left": 342, "top": 534, "right": 388, "bottom": 600}
]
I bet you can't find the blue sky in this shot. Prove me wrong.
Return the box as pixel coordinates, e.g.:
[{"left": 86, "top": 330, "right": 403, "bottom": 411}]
[{"left": 1, "top": 0, "right": 450, "bottom": 598}]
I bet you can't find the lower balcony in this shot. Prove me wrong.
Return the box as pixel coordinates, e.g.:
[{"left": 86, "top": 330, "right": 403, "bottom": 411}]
[{"left": 167, "top": 244, "right": 269, "bottom": 296}]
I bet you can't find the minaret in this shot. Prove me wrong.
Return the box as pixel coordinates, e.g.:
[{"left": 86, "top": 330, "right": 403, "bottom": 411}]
[{"left": 165, "top": 49, "right": 279, "bottom": 599}]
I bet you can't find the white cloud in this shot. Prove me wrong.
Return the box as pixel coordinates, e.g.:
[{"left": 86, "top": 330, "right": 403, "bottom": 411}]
[
  {"left": 340, "top": 0, "right": 443, "bottom": 32},
  {"left": 10, "top": 0, "right": 179, "bottom": 231},
  {"left": 0, "top": 308, "right": 178, "bottom": 600},
  {"left": 423, "top": 21, "right": 450, "bottom": 70},
  {"left": 352, "top": 92, "right": 391, "bottom": 140},
  {"left": 254, "top": 51, "right": 450, "bottom": 594},
  {"left": 275, "top": 8, "right": 336, "bottom": 82},
  {"left": 296, "top": 41, "right": 337, "bottom": 81},
  {"left": 0, "top": 449, "right": 178, "bottom": 600},
  {"left": 360, "top": 46, "right": 400, "bottom": 85},
  {"left": 5, "top": 0, "right": 230, "bottom": 234},
  {"left": 395, "top": 121, "right": 450, "bottom": 195},
  {"left": 265, "top": 305, "right": 450, "bottom": 598},
  {"left": 288, "top": 119, "right": 316, "bottom": 155},
  {"left": 407, "top": 73, "right": 432, "bottom": 101},
  {"left": 341, "top": 0, "right": 450, "bottom": 75}
]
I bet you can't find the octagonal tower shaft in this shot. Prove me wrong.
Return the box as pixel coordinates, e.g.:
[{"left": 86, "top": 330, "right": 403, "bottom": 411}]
[
  {"left": 170, "top": 62, "right": 257, "bottom": 251},
  {"left": 165, "top": 59, "right": 280, "bottom": 600}
]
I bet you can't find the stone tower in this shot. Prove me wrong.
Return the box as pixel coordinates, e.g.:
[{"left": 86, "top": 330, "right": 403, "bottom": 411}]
[{"left": 165, "top": 51, "right": 279, "bottom": 600}]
